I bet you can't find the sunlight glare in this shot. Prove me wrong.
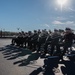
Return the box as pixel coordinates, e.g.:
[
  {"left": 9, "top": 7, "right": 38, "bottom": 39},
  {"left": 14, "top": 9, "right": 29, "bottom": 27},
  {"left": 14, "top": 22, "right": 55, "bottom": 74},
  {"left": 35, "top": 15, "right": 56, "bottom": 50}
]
[
  {"left": 57, "top": 0, "right": 68, "bottom": 11},
  {"left": 57, "top": 0, "right": 68, "bottom": 5}
]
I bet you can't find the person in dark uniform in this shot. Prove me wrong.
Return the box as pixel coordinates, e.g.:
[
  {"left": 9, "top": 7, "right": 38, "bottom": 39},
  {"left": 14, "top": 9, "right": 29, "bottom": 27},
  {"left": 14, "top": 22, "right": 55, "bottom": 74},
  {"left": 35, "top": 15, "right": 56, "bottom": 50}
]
[
  {"left": 37, "top": 29, "right": 48, "bottom": 52},
  {"left": 26, "top": 31, "right": 33, "bottom": 49},
  {"left": 30, "top": 30, "right": 39, "bottom": 51},
  {"left": 23, "top": 32, "right": 28, "bottom": 48},
  {"left": 60, "top": 28, "right": 75, "bottom": 60},
  {"left": 15, "top": 32, "right": 22, "bottom": 46},
  {"left": 43, "top": 30, "right": 52, "bottom": 55},
  {"left": 50, "top": 29, "right": 61, "bottom": 56}
]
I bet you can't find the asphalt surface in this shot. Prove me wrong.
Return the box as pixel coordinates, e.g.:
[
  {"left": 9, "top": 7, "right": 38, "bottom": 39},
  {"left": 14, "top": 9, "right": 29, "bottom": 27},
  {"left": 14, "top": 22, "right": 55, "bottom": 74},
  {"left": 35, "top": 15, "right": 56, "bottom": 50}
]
[{"left": 0, "top": 38, "right": 75, "bottom": 75}]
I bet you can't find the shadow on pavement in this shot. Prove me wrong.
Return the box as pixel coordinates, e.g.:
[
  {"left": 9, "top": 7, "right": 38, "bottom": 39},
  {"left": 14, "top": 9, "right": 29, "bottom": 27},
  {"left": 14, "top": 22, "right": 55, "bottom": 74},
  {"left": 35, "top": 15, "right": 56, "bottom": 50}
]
[
  {"left": 0, "top": 45, "right": 41, "bottom": 67},
  {"left": 0, "top": 45, "right": 32, "bottom": 60},
  {"left": 29, "top": 67, "right": 43, "bottom": 75},
  {"left": 14, "top": 52, "right": 40, "bottom": 66},
  {"left": 1, "top": 45, "right": 75, "bottom": 75}
]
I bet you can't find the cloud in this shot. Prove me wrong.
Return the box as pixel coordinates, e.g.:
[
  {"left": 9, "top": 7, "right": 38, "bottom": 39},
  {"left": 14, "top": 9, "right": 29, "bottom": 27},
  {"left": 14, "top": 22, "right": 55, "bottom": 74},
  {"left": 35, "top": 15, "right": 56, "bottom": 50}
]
[
  {"left": 40, "top": 24, "right": 50, "bottom": 28},
  {"left": 52, "top": 20, "right": 64, "bottom": 25},
  {"left": 52, "top": 20, "right": 75, "bottom": 26},
  {"left": 64, "top": 7, "right": 75, "bottom": 12},
  {"left": 44, "top": 24, "right": 50, "bottom": 27},
  {"left": 68, "top": 8, "right": 75, "bottom": 12},
  {"left": 56, "top": 17, "right": 67, "bottom": 21},
  {"left": 65, "top": 21, "right": 74, "bottom": 25}
]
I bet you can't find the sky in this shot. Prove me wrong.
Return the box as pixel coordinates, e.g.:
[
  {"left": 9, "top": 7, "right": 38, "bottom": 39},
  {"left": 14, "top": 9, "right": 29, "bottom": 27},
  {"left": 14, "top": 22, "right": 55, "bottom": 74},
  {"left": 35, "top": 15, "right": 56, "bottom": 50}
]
[{"left": 0, "top": 0, "right": 75, "bottom": 32}]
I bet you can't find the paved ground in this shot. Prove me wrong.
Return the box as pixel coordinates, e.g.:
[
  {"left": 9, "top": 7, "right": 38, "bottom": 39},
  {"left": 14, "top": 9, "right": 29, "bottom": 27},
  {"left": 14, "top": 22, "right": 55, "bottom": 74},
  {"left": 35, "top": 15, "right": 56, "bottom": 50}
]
[{"left": 0, "top": 38, "right": 75, "bottom": 75}]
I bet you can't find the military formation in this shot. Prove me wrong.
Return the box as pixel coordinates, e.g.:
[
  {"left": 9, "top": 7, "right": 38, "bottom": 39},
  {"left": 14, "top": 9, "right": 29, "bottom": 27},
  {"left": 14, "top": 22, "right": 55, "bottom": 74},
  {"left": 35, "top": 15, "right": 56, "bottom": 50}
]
[{"left": 11, "top": 28, "right": 75, "bottom": 60}]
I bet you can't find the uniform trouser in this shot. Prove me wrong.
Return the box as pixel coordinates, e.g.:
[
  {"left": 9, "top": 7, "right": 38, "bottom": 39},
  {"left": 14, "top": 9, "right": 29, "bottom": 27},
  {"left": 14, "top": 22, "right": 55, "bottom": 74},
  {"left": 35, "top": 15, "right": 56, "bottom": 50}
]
[
  {"left": 50, "top": 43, "right": 60, "bottom": 56},
  {"left": 12, "top": 38, "right": 15, "bottom": 45},
  {"left": 24, "top": 40, "right": 27, "bottom": 47},
  {"left": 37, "top": 42, "right": 42, "bottom": 51},
  {"left": 30, "top": 40, "right": 38, "bottom": 50},
  {"left": 37, "top": 41, "right": 45, "bottom": 51},
  {"left": 27, "top": 38, "right": 31, "bottom": 48},
  {"left": 23, "top": 37, "right": 28, "bottom": 47},
  {"left": 15, "top": 38, "right": 20, "bottom": 46},
  {"left": 44, "top": 42, "right": 51, "bottom": 54},
  {"left": 61, "top": 42, "right": 72, "bottom": 57}
]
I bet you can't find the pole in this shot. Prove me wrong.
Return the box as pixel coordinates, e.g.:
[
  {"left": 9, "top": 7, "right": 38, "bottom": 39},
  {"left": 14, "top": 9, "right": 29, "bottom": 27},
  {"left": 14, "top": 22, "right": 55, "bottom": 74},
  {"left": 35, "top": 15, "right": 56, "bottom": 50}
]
[{"left": 1, "top": 30, "right": 2, "bottom": 37}]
